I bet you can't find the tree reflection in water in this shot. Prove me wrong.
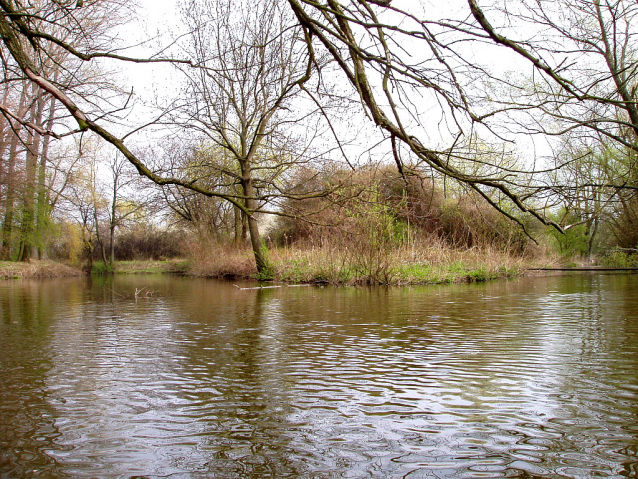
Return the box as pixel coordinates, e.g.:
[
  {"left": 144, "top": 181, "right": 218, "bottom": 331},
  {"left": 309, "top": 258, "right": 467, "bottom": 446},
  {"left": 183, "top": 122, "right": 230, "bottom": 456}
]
[{"left": 1, "top": 273, "right": 637, "bottom": 477}]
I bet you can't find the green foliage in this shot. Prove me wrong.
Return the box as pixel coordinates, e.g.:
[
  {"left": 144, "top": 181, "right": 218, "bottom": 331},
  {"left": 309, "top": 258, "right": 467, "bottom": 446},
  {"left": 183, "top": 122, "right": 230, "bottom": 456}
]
[
  {"left": 253, "top": 244, "right": 275, "bottom": 281},
  {"left": 448, "top": 262, "right": 493, "bottom": 282},
  {"left": 550, "top": 223, "right": 590, "bottom": 257},
  {"left": 395, "top": 264, "right": 433, "bottom": 282},
  {"left": 466, "top": 268, "right": 493, "bottom": 282},
  {"left": 254, "top": 267, "right": 275, "bottom": 281},
  {"left": 91, "top": 261, "right": 114, "bottom": 275},
  {"left": 599, "top": 249, "right": 638, "bottom": 268},
  {"left": 547, "top": 207, "right": 593, "bottom": 257}
]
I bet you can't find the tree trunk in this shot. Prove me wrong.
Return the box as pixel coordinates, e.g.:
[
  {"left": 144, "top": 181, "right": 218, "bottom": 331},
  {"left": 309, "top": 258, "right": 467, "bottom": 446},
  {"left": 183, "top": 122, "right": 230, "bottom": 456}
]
[
  {"left": 1, "top": 87, "right": 27, "bottom": 260},
  {"left": 109, "top": 224, "right": 116, "bottom": 265},
  {"left": 241, "top": 211, "right": 248, "bottom": 242},
  {"left": 247, "top": 210, "right": 268, "bottom": 274},
  {"left": 18, "top": 88, "right": 45, "bottom": 261},
  {"left": 93, "top": 205, "right": 108, "bottom": 266},
  {"left": 233, "top": 205, "right": 242, "bottom": 244},
  {"left": 241, "top": 165, "right": 270, "bottom": 276},
  {"left": 1, "top": 132, "right": 21, "bottom": 260},
  {"left": 83, "top": 232, "right": 93, "bottom": 273},
  {"left": 36, "top": 94, "right": 57, "bottom": 259},
  {"left": 108, "top": 161, "right": 122, "bottom": 267},
  {"left": 0, "top": 85, "right": 11, "bottom": 254},
  {"left": 586, "top": 218, "right": 598, "bottom": 261}
]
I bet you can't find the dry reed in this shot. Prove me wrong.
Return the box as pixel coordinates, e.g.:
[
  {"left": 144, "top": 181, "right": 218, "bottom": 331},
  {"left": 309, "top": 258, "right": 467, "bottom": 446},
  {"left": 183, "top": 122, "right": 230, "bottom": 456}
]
[{"left": 0, "top": 260, "right": 83, "bottom": 279}]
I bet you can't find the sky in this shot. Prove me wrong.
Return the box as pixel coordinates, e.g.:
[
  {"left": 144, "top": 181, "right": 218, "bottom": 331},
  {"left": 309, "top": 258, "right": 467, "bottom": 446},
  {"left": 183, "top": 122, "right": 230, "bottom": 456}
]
[{"left": 111, "top": 0, "right": 556, "bottom": 169}]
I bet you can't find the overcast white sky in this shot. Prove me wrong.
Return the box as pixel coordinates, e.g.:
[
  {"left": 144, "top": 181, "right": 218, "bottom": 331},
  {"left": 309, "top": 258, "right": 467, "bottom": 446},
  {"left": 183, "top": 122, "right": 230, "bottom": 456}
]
[{"left": 112, "top": 0, "right": 554, "bottom": 167}]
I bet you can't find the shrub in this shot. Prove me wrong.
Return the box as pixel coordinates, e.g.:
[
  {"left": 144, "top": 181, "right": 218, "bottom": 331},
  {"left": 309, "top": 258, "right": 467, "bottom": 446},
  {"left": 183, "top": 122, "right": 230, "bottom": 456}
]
[
  {"left": 274, "top": 165, "right": 533, "bottom": 257},
  {"left": 113, "top": 224, "right": 186, "bottom": 260},
  {"left": 599, "top": 248, "right": 638, "bottom": 268},
  {"left": 91, "top": 260, "right": 114, "bottom": 275},
  {"left": 185, "top": 234, "right": 256, "bottom": 278}
]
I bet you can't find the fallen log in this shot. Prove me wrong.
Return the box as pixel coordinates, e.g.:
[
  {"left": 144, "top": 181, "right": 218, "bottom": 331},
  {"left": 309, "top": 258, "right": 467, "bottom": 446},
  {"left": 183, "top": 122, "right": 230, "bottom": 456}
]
[{"left": 233, "top": 283, "right": 314, "bottom": 290}]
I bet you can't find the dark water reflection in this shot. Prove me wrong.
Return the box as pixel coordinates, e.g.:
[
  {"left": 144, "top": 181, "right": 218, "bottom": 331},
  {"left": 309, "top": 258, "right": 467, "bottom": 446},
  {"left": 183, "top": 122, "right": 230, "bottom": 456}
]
[{"left": 1, "top": 273, "right": 638, "bottom": 478}]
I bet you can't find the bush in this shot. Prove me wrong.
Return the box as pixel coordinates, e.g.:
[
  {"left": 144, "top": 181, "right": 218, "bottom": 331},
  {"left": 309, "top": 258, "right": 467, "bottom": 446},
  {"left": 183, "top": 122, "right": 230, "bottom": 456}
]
[
  {"left": 274, "top": 165, "right": 533, "bottom": 257},
  {"left": 91, "top": 260, "right": 114, "bottom": 275},
  {"left": 599, "top": 248, "right": 638, "bottom": 268},
  {"left": 185, "top": 235, "right": 256, "bottom": 278},
  {"left": 113, "top": 224, "right": 185, "bottom": 260}
]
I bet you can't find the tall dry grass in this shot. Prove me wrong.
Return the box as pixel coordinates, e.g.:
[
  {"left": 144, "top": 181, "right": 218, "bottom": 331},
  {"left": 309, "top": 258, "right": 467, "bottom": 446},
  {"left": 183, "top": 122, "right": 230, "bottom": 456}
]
[
  {"left": 186, "top": 232, "right": 556, "bottom": 285},
  {"left": 269, "top": 231, "right": 550, "bottom": 285},
  {"left": 186, "top": 237, "right": 257, "bottom": 278},
  {"left": 0, "top": 260, "right": 83, "bottom": 279}
]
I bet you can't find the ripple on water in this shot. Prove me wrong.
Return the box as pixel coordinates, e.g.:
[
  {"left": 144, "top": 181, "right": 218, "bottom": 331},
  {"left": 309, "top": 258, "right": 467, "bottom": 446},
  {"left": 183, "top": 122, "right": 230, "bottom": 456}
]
[{"left": 1, "top": 275, "right": 638, "bottom": 477}]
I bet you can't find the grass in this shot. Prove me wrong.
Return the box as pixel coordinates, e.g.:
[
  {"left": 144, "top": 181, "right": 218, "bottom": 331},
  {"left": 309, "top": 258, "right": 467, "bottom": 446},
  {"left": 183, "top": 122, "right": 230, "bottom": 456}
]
[
  {"left": 269, "top": 244, "right": 528, "bottom": 285},
  {"left": 113, "top": 259, "right": 191, "bottom": 275},
  {"left": 0, "top": 260, "right": 83, "bottom": 279},
  {"left": 0, "top": 258, "right": 191, "bottom": 280},
  {"left": 91, "top": 261, "right": 114, "bottom": 275},
  {"left": 0, "top": 243, "right": 554, "bottom": 285},
  {"left": 182, "top": 238, "right": 552, "bottom": 286}
]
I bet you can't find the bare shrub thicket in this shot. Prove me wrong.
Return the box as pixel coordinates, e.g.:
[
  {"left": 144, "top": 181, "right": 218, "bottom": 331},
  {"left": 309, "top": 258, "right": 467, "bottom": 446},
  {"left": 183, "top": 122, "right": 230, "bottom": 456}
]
[
  {"left": 608, "top": 197, "right": 638, "bottom": 249},
  {"left": 276, "top": 167, "right": 533, "bottom": 255},
  {"left": 184, "top": 235, "right": 256, "bottom": 278},
  {"left": 112, "top": 224, "right": 186, "bottom": 261}
]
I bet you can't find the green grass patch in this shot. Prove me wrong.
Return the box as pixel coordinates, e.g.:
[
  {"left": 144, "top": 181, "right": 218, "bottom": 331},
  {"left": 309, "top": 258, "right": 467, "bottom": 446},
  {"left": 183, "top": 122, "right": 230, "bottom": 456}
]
[
  {"left": 91, "top": 261, "right": 114, "bottom": 275},
  {"left": 114, "top": 260, "right": 191, "bottom": 275}
]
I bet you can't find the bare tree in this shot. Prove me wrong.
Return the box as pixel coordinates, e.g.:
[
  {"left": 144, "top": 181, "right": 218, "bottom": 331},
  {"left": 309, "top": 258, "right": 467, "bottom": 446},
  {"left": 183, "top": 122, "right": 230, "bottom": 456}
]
[
  {"left": 64, "top": 150, "right": 103, "bottom": 271},
  {"left": 103, "top": 153, "right": 147, "bottom": 266},
  {"left": 464, "top": 0, "right": 638, "bottom": 244},
  {"left": 467, "top": 0, "right": 638, "bottom": 182},
  {"left": 158, "top": 143, "right": 247, "bottom": 242},
  {"left": 13, "top": 0, "right": 638, "bottom": 262},
  {"left": 0, "top": 1, "right": 563, "bottom": 234},
  {"left": 170, "top": 0, "right": 321, "bottom": 273}
]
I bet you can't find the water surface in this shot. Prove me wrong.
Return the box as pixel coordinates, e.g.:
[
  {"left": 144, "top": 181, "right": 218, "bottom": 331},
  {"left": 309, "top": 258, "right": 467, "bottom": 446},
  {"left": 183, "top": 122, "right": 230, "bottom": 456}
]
[{"left": 1, "top": 273, "right": 637, "bottom": 478}]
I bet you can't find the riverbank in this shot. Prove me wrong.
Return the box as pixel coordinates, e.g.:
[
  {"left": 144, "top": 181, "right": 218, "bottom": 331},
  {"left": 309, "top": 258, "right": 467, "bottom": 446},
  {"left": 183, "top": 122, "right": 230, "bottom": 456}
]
[
  {"left": 111, "top": 260, "right": 190, "bottom": 275},
  {"left": 0, "top": 260, "right": 83, "bottom": 279},
  {"left": 0, "top": 249, "right": 557, "bottom": 285},
  {"left": 0, "top": 259, "right": 188, "bottom": 280},
  {"left": 186, "top": 244, "right": 559, "bottom": 285}
]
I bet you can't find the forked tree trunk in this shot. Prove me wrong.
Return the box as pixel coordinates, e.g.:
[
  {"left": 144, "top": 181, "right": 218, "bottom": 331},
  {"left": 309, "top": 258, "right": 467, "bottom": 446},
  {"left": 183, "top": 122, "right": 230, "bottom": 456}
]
[
  {"left": 233, "top": 205, "right": 242, "bottom": 244},
  {"left": 247, "top": 211, "right": 268, "bottom": 274},
  {"left": 109, "top": 224, "right": 116, "bottom": 265}
]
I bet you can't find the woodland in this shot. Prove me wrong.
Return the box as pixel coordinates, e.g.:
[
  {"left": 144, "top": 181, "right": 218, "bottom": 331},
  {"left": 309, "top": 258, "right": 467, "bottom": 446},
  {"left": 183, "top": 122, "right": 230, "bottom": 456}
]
[{"left": 0, "top": 0, "right": 637, "bottom": 283}]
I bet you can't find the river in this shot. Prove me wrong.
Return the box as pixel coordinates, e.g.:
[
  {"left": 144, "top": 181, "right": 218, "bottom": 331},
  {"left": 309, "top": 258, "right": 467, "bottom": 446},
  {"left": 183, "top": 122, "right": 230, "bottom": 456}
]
[{"left": 1, "top": 273, "right": 637, "bottom": 478}]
